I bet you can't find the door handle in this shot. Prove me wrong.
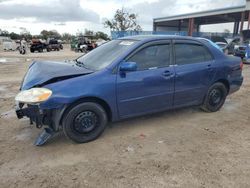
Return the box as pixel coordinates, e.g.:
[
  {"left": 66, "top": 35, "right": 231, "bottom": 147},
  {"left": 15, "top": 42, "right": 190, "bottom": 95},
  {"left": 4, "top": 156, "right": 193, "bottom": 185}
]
[
  {"left": 162, "top": 70, "right": 172, "bottom": 77},
  {"left": 207, "top": 64, "right": 213, "bottom": 71}
]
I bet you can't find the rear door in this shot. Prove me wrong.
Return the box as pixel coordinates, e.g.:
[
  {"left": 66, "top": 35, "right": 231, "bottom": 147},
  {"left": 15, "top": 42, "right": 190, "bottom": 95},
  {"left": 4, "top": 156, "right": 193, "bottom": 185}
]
[{"left": 173, "top": 40, "right": 215, "bottom": 107}]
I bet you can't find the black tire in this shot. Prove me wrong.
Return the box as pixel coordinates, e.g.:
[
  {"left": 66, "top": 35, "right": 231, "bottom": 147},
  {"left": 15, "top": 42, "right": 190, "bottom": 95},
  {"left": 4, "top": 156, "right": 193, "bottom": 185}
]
[
  {"left": 62, "top": 102, "right": 107, "bottom": 143},
  {"left": 201, "top": 82, "right": 228, "bottom": 112},
  {"left": 30, "top": 49, "right": 34, "bottom": 53}
]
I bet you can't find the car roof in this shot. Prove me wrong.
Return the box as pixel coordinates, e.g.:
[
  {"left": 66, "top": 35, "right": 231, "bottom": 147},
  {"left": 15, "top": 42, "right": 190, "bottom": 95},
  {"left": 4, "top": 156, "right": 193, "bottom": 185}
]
[
  {"left": 119, "top": 35, "right": 201, "bottom": 42},
  {"left": 118, "top": 35, "right": 225, "bottom": 58}
]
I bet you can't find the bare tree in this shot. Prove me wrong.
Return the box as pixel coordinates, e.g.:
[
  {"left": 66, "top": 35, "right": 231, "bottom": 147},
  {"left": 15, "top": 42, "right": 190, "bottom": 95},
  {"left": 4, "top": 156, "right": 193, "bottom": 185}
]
[{"left": 104, "top": 8, "right": 142, "bottom": 31}]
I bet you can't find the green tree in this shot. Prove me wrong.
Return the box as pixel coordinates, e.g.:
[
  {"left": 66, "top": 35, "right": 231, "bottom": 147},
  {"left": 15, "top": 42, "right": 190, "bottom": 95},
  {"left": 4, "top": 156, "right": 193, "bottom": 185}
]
[
  {"left": 95, "top": 31, "right": 109, "bottom": 40},
  {"left": 0, "top": 30, "right": 9, "bottom": 36},
  {"left": 40, "top": 30, "right": 61, "bottom": 40},
  {"left": 61, "top": 33, "right": 72, "bottom": 42},
  {"left": 9, "top": 32, "right": 20, "bottom": 40},
  {"left": 84, "top": 29, "right": 94, "bottom": 36},
  {"left": 104, "top": 8, "right": 142, "bottom": 31}
]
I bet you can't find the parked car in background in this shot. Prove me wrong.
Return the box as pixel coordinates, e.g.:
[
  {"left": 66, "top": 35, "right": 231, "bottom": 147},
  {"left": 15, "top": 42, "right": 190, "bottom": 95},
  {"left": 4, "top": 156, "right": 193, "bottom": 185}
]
[
  {"left": 30, "top": 39, "right": 48, "bottom": 53},
  {"left": 71, "top": 36, "right": 97, "bottom": 53},
  {"left": 234, "top": 43, "right": 247, "bottom": 58},
  {"left": 96, "top": 39, "right": 107, "bottom": 47},
  {"left": 47, "top": 39, "right": 61, "bottom": 51},
  {"left": 215, "top": 42, "right": 228, "bottom": 52},
  {"left": 3, "top": 39, "right": 17, "bottom": 51},
  {"left": 226, "top": 37, "right": 240, "bottom": 55},
  {"left": 225, "top": 30, "right": 250, "bottom": 61},
  {"left": 15, "top": 35, "right": 243, "bottom": 145},
  {"left": 58, "top": 40, "right": 64, "bottom": 50},
  {"left": 202, "top": 36, "right": 228, "bottom": 52},
  {"left": 203, "top": 36, "right": 228, "bottom": 44}
]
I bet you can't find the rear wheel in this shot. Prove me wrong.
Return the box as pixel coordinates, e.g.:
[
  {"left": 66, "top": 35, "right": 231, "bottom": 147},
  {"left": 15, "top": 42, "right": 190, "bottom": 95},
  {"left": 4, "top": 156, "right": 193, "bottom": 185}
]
[
  {"left": 62, "top": 102, "right": 107, "bottom": 143},
  {"left": 201, "top": 82, "right": 228, "bottom": 112}
]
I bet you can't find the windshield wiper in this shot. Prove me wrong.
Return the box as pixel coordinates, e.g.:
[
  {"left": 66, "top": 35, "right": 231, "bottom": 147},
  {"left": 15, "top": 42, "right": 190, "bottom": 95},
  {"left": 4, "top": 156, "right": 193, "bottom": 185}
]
[
  {"left": 75, "top": 59, "right": 86, "bottom": 67},
  {"left": 74, "top": 59, "right": 94, "bottom": 71}
]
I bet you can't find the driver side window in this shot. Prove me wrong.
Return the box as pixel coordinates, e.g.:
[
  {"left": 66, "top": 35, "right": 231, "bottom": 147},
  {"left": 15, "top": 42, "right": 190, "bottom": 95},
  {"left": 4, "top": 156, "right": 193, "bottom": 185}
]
[{"left": 128, "top": 44, "right": 170, "bottom": 71}]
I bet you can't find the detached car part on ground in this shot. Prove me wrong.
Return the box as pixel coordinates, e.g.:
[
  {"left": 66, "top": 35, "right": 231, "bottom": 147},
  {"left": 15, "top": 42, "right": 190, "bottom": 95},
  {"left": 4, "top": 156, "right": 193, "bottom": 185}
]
[{"left": 15, "top": 35, "right": 243, "bottom": 146}]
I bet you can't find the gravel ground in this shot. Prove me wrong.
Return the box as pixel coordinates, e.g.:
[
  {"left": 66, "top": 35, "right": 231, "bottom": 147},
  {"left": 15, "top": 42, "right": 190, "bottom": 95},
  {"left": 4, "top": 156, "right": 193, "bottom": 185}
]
[{"left": 0, "top": 45, "right": 250, "bottom": 188}]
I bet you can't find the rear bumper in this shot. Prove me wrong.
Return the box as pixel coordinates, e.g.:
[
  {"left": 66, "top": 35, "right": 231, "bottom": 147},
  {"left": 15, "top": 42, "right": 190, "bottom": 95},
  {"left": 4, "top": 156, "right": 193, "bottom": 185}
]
[{"left": 229, "top": 76, "right": 243, "bottom": 94}]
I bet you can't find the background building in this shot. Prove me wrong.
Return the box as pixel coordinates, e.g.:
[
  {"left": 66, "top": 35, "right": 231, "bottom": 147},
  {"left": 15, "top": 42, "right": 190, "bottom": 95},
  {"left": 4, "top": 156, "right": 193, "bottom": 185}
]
[{"left": 153, "top": 0, "right": 250, "bottom": 36}]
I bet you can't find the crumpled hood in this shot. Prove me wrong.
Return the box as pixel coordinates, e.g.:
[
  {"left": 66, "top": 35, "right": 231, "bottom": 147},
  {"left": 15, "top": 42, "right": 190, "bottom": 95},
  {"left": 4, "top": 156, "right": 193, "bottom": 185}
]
[{"left": 21, "top": 60, "right": 93, "bottom": 90}]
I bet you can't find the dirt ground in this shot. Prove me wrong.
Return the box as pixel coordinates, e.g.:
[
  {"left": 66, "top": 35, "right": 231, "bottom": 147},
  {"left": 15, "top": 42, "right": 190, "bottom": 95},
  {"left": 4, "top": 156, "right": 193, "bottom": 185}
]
[{"left": 0, "top": 45, "right": 250, "bottom": 188}]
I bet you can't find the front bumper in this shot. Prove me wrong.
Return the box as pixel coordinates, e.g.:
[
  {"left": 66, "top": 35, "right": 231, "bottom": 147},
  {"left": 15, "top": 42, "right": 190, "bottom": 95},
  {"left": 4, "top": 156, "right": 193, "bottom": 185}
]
[
  {"left": 16, "top": 103, "right": 51, "bottom": 128},
  {"left": 15, "top": 102, "right": 64, "bottom": 131}
]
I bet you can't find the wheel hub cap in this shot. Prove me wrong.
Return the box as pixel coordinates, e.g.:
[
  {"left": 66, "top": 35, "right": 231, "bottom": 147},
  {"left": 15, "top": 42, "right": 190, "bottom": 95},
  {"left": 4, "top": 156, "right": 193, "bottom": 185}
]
[
  {"left": 74, "top": 111, "right": 98, "bottom": 133},
  {"left": 209, "top": 88, "right": 222, "bottom": 106}
]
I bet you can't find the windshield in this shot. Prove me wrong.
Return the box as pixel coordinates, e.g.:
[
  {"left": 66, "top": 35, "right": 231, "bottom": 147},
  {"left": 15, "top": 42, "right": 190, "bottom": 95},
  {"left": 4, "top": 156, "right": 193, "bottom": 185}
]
[{"left": 76, "top": 39, "right": 138, "bottom": 71}]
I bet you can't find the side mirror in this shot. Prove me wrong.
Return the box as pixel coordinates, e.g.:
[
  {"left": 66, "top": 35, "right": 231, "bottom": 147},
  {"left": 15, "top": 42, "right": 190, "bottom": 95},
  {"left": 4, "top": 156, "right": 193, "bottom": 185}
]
[{"left": 120, "top": 62, "right": 137, "bottom": 72}]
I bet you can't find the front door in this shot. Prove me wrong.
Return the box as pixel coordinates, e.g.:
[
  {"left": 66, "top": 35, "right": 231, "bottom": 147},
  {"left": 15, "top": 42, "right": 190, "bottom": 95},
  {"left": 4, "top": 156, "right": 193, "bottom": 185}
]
[{"left": 116, "top": 41, "right": 175, "bottom": 118}]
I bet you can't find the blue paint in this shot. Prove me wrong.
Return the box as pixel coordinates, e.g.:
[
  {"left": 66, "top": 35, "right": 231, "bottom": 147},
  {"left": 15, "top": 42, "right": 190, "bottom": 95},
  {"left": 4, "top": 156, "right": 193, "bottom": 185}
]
[{"left": 21, "top": 35, "right": 243, "bottom": 122}]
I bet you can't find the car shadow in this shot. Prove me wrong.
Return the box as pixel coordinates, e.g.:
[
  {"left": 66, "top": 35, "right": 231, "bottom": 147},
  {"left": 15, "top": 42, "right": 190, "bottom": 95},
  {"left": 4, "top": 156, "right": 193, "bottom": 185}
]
[{"left": 45, "top": 106, "right": 202, "bottom": 147}]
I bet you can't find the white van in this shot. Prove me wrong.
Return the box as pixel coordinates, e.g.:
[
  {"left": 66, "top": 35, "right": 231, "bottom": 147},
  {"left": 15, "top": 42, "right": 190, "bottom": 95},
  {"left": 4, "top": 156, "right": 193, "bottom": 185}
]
[{"left": 3, "top": 39, "right": 17, "bottom": 51}]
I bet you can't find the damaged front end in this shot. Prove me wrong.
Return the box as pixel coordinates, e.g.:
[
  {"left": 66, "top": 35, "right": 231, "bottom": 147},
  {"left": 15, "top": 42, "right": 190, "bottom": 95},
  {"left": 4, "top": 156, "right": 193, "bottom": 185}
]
[
  {"left": 15, "top": 102, "right": 65, "bottom": 146},
  {"left": 15, "top": 60, "right": 93, "bottom": 146}
]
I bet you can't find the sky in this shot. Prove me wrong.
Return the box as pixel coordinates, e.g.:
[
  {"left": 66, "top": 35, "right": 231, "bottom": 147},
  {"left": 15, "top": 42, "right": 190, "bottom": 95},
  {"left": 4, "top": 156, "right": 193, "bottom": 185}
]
[{"left": 0, "top": 0, "right": 246, "bottom": 35}]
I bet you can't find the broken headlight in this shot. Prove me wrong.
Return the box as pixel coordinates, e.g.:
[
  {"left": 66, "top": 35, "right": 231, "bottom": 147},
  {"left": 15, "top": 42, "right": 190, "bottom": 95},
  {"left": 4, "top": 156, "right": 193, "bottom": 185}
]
[{"left": 15, "top": 88, "right": 52, "bottom": 104}]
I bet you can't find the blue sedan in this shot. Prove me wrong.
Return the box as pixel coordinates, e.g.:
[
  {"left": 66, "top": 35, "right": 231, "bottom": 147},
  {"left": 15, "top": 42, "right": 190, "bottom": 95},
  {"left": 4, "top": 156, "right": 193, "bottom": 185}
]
[{"left": 15, "top": 35, "right": 244, "bottom": 145}]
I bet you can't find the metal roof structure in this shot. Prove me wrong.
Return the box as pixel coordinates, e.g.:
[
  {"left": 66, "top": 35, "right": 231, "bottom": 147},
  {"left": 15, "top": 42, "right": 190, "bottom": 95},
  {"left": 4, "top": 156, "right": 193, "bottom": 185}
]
[{"left": 153, "top": 0, "right": 250, "bottom": 36}]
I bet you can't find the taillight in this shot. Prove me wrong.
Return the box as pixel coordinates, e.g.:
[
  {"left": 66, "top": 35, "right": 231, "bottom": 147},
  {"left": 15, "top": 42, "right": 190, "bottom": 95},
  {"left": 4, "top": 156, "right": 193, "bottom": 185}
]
[{"left": 240, "top": 61, "right": 243, "bottom": 70}]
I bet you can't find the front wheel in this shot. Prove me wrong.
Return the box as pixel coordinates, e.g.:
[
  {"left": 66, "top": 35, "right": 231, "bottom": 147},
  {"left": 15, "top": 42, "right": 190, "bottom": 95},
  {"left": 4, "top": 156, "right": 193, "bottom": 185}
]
[
  {"left": 62, "top": 102, "right": 107, "bottom": 143},
  {"left": 201, "top": 82, "right": 228, "bottom": 112}
]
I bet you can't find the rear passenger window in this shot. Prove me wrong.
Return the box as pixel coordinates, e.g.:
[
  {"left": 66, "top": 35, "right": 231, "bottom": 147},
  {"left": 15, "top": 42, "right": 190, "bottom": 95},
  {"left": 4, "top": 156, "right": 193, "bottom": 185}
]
[
  {"left": 175, "top": 43, "right": 213, "bottom": 65},
  {"left": 128, "top": 44, "right": 170, "bottom": 70}
]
